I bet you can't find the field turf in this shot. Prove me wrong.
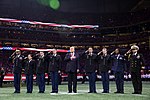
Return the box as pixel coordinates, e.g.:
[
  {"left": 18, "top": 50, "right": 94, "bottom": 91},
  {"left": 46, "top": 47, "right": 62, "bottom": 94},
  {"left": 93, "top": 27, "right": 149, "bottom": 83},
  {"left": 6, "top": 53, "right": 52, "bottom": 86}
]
[{"left": 0, "top": 81, "right": 150, "bottom": 100}]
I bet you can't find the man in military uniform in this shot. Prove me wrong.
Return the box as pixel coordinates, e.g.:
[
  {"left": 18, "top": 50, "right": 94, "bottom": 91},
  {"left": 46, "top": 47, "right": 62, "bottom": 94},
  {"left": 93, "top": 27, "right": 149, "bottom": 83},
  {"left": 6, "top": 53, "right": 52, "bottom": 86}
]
[
  {"left": 96, "top": 48, "right": 111, "bottom": 93},
  {"left": 111, "top": 48, "right": 126, "bottom": 94},
  {"left": 48, "top": 49, "right": 62, "bottom": 93},
  {"left": 36, "top": 51, "right": 47, "bottom": 93},
  {"left": 25, "top": 54, "right": 36, "bottom": 93},
  {"left": 9, "top": 50, "right": 23, "bottom": 93},
  {"left": 81, "top": 47, "right": 97, "bottom": 93},
  {"left": 125, "top": 45, "right": 145, "bottom": 94}
]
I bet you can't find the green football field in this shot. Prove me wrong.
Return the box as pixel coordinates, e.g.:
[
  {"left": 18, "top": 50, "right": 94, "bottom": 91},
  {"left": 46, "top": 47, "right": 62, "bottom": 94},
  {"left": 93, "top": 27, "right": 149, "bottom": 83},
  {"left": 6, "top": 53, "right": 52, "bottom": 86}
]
[{"left": 0, "top": 81, "right": 150, "bottom": 100}]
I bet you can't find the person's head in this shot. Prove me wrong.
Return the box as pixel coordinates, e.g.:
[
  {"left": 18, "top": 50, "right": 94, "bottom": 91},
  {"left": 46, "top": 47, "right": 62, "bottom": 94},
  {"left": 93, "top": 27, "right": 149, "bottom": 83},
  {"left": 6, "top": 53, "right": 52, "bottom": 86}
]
[
  {"left": 52, "top": 48, "right": 57, "bottom": 54},
  {"left": 102, "top": 47, "right": 107, "bottom": 54},
  {"left": 39, "top": 51, "right": 44, "bottom": 57},
  {"left": 70, "top": 46, "right": 75, "bottom": 53},
  {"left": 28, "top": 54, "right": 32, "bottom": 60},
  {"left": 115, "top": 48, "right": 120, "bottom": 54},
  {"left": 15, "top": 50, "right": 21, "bottom": 55},
  {"left": 88, "top": 47, "right": 93, "bottom": 53},
  {"left": 0, "top": 67, "right": 4, "bottom": 71},
  {"left": 131, "top": 45, "right": 139, "bottom": 53}
]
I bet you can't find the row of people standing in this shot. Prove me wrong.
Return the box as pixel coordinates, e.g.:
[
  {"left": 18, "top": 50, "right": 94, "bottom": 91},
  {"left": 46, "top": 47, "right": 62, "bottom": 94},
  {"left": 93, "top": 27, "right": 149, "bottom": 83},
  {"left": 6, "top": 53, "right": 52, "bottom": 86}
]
[
  {"left": 9, "top": 45, "right": 145, "bottom": 94},
  {"left": 9, "top": 49, "right": 61, "bottom": 93},
  {"left": 65, "top": 47, "right": 124, "bottom": 94},
  {"left": 64, "top": 45, "right": 144, "bottom": 94}
]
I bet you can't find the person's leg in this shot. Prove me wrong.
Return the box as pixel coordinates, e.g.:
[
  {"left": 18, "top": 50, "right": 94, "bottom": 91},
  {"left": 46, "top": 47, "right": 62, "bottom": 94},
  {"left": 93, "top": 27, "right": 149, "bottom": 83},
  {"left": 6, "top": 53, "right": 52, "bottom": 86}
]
[
  {"left": 15, "top": 73, "right": 21, "bottom": 93},
  {"left": 54, "top": 72, "right": 59, "bottom": 93},
  {"left": 68, "top": 72, "right": 72, "bottom": 93},
  {"left": 0, "top": 75, "right": 4, "bottom": 87},
  {"left": 115, "top": 72, "right": 120, "bottom": 92},
  {"left": 105, "top": 72, "right": 109, "bottom": 93},
  {"left": 91, "top": 72, "right": 96, "bottom": 93},
  {"left": 136, "top": 71, "right": 142, "bottom": 94},
  {"left": 131, "top": 72, "right": 138, "bottom": 93},
  {"left": 73, "top": 72, "right": 77, "bottom": 93},
  {"left": 119, "top": 72, "right": 124, "bottom": 93},
  {"left": 82, "top": 73, "right": 86, "bottom": 84},
  {"left": 37, "top": 74, "right": 41, "bottom": 92},
  {"left": 101, "top": 72, "right": 106, "bottom": 92},
  {"left": 88, "top": 73, "right": 92, "bottom": 92},
  {"left": 50, "top": 72, "right": 55, "bottom": 92},
  {"left": 41, "top": 73, "right": 45, "bottom": 92},
  {"left": 29, "top": 74, "right": 33, "bottom": 93},
  {"left": 14, "top": 73, "right": 18, "bottom": 92},
  {"left": 26, "top": 75, "right": 29, "bottom": 92}
]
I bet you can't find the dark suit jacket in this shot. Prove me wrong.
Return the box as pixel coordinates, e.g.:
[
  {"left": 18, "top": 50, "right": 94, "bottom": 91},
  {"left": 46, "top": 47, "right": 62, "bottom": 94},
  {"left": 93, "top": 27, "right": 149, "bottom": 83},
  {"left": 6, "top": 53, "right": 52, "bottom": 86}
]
[
  {"left": 64, "top": 52, "right": 79, "bottom": 73},
  {"left": 25, "top": 59, "right": 36, "bottom": 75},
  {"left": 96, "top": 54, "right": 111, "bottom": 72},
  {"left": 80, "top": 52, "right": 97, "bottom": 73},
  {"left": 111, "top": 54, "right": 126, "bottom": 72},
  {"left": 48, "top": 54, "right": 62, "bottom": 73}
]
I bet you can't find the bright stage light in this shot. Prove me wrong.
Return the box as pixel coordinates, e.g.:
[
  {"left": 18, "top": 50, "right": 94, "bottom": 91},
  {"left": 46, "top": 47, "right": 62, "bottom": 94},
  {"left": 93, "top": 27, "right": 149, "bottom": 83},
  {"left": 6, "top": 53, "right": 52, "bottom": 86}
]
[
  {"left": 49, "top": 0, "right": 60, "bottom": 10},
  {"left": 37, "top": 0, "right": 60, "bottom": 10}
]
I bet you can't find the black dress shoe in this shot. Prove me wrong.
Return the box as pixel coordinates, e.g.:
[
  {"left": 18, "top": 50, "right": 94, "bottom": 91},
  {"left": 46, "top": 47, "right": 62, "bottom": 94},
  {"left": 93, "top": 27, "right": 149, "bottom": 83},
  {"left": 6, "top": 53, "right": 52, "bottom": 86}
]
[
  {"left": 39, "top": 91, "right": 44, "bottom": 93},
  {"left": 120, "top": 92, "right": 124, "bottom": 94},
  {"left": 14, "top": 91, "right": 20, "bottom": 93},
  {"left": 88, "top": 91, "right": 92, "bottom": 93},
  {"left": 132, "top": 92, "right": 138, "bottom": 94},
  {"left": 114, "top": 91, "right": 120, "bottom": 93},
  {"left": 102, "top": 91, "right": 109, "bottom": 93},
  {"left": 94, "top": 91, "right": 97, "bottom": 93},
  {"left": 73, "top": 91, "right": 77, "bottom": 93},
  {"left": 27, "top": 92, "right": 32, "bottom": 93},
  {"left": 50, "top": 91, "right": 55, "bottom": 93},
  {"left": 68, "top": 91, "right": 72, "bottom": 93}
]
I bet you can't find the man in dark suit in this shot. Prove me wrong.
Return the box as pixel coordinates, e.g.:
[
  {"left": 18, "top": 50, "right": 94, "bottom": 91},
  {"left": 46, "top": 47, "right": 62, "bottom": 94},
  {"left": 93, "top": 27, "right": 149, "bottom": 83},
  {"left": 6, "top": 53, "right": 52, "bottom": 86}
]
[
  {"left": 64, "top": 47, "right": 79, "bottom": 93},
  {"left": 125, "top": 45, "right": 145, "bottom": 94},
  {"left": 25, "top": 54, "right": 36, "bottom": 93},
  {"left": 96, "top": 48, "right": 111, "bottom": 93},
  {"left": 81, "top": 47, "right": 97, "bottom": 93},
  {"left": 36, "top": 51, "right": 46, "bottom": 93},
  {"left": 48, "top": 49, "right": 62, "bottom": 93},
  {"left": 9, "top": 50, "right": 24, "bottom": 93},
  {"left": 111, "top": 48, "right": 126, "bottom": 94}
]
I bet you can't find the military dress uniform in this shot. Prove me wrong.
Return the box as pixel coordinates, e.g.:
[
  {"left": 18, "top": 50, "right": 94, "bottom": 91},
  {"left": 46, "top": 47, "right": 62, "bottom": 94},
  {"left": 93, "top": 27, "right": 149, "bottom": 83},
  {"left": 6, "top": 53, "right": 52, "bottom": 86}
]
[
  {"left": 127, "top": 53, "right": 145, "bottom": 94},
  {"left": 25, "top": 59, "right": 36, "bottom": 93},
  {"left": 111, "top": 54, "right": 126, "bottom": 93},
  {"left": 48, "top": 54, "right": 62, "bottom": 93},
  {"left": 9, "top": 54, "right": 24, "bottom": 93},
  {"left": 96, "top": 54, "right": 111, "bottom": 93},
  {"left": 36, "top": 56, "right": 47, "bottom": 93},
  {"left": 81, "top": 52, "right": 97, "bottom": 93}
]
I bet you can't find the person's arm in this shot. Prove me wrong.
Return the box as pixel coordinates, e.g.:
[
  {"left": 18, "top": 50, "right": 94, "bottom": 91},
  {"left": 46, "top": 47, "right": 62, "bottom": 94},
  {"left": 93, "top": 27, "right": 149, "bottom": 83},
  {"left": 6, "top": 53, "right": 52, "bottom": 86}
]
[
  {"left": 123, "top": 56, "right": 127, "bottom": 72},
  {"left": 64, "top": 53, "right": 71, "bottom": 62},
  {"left": 58, "top": 55, "right": 62, "bottom": 72},
  {"left": 140, "top": 54, "right": 145, "bottom": 66},
  {"left": 33, "top": 60, "right": 37, "bottom": 75},
  {"left": 108, "top": 55, "right": 112, "bottom": 70},
  {"left": 76, "top": 54, "right": 80, "bottom": 73}
]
